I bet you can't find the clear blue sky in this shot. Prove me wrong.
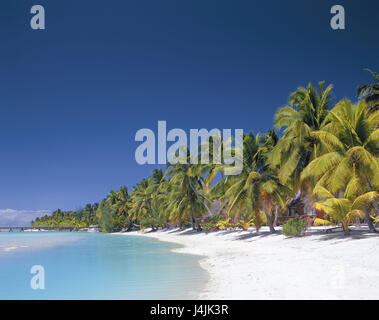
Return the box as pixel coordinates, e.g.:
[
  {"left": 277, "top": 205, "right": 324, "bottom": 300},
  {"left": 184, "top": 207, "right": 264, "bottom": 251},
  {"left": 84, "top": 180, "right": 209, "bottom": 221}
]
[{"left": 0, "top": 0, "right": 378, "bottom": 213}]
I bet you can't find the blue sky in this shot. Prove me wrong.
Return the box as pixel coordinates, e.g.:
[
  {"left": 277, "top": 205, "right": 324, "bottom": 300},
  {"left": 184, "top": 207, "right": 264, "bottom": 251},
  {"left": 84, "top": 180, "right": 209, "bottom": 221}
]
[{"left": 0, "top": 0, "right": 378, "bottom": 224}]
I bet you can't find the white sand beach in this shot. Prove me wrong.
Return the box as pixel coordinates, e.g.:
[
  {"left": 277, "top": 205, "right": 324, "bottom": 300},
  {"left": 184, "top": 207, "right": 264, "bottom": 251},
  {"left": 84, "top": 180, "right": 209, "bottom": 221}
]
[{"left": 115, "top": 227, "right": 379, "bottom": 299}]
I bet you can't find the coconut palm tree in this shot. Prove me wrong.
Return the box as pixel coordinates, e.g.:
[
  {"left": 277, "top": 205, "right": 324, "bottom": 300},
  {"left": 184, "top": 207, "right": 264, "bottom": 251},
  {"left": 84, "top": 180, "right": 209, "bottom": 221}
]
[
  {"left": 146, "top": 169, "right": 170, "bottom": 229},
  {"left": 111, "top": 186, "right": 132, "bottom": 230},
  {"left": 129, "top": 178, "right": 151, "bottom": 226},
  {"left": 313, "top": 188, "right": 378, "bottom": 235},
  {"left": 301, "top": 99, "right": 379, "bottom": 231},
  {"left": 222, "top": 133, "right": 292, "bottom": 233},
  {"left": 128, "top": 170, "right": 168, "bottom": 230},
  {"left": 164, "top": 180, "right": 206, "bottom": 229},
  {"left": 198, "top": 134, "right": 240, "bottom": 217},
  {"left": 357, "top": 69, "right": 379, "bottom": 113},
  {"left": 271, "top": 81, "right": 333, "bottom": 197},
  {"left": 164, "top": 148, "right": 213, "bottom": 230},
  {"left": 259, "top": 130, "right": 283, "bottom": 226}
]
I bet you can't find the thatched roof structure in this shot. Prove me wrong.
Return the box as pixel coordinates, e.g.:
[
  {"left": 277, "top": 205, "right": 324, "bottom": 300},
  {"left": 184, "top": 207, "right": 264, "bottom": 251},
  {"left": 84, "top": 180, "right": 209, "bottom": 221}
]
[
  {"left": 286, "top": 198, "right": 305, "bottom": 216},
  {"left": 286, "top": 198, "right": 304, "bottom": 208}
]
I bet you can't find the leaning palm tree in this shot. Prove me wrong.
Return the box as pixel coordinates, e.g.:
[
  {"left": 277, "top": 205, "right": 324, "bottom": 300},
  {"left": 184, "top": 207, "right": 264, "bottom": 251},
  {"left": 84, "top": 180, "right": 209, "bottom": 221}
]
[
  {"left": 271, "top": 81, "right": 333, "bottom": 196},
  {"left": 357, "top": 69, "right": 379, "bottom": 113}
]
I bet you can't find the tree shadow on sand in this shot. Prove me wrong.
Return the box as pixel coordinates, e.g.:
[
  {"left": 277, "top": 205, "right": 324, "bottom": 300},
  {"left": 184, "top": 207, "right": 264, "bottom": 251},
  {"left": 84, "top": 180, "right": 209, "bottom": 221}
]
[
  {"left": 233, "top": 231, "right": 281, "bottom": 241},
  {"left": 305, "top": 227, "right": 379, "bottom": 242},
  {"left": 203, "top": 229, "right": 280, "bottom": 241},
  {"left": 168, "top": 228, "right": 201, "bottom": 236}
]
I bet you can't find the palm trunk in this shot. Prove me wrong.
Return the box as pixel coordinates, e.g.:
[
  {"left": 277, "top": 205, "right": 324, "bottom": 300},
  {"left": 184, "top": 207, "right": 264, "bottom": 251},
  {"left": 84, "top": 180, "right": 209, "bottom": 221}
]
[
  {"left": 273, "top": 205, "right": 278, "bottom": 227},
  {"left": 362, "top": 174, "right": 379, "bottom": 218},
  {"left": 262, "top": 206, "right": 276, "bottom": 233},
  {"left": 188, "top": 179, "right": 213, "bottom": 217},
  {"left": 190, "top": 202, "right": 197, "bottom": 230},
  {"left": 355, "top": 216, "right": 361, "bottom": 230},
  {"left": 342, "top": 223, "right": 350, "bottom": 235},
  {"left": 364, "top": 208, "right": 377, "bottom": 233},
  {"left": 190, "top": 201, "right": 201, "bottom": 231},
  {"left": 191, "top": 216, "right": 197, "bottom": 230},
  {"left": 367, "top": 189, "right": 379, "bottom": 217},
  {"left": 359, "top": 174, "right": 378, "bottom": 232},
  {"left": 254, "top": 196, "right": 262, "bottom": 232},
  {"left": 373, "top": 201, "right": 379, "bottom": 217}
]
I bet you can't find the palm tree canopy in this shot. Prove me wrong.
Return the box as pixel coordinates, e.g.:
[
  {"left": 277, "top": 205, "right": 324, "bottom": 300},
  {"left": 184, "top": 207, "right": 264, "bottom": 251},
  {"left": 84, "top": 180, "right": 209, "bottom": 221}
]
[
  {"left": 357, "top": 69, "right": 379, "bottom": 112},
  {"left": 272, "top": 81, "right": 333, "bottom": 188}
]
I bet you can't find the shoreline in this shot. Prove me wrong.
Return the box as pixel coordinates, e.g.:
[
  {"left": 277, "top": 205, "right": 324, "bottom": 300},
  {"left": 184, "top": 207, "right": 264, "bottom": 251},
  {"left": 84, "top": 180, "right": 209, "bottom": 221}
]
[{"left": 114, "top": 226, "right": 379, "bottom": 299}]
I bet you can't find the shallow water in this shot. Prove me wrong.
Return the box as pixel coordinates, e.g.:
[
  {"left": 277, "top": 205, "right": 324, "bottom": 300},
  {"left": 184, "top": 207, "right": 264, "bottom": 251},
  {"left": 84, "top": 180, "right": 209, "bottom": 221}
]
[{"left": 0, "top": 232, "right": 207, "bottom": 299}]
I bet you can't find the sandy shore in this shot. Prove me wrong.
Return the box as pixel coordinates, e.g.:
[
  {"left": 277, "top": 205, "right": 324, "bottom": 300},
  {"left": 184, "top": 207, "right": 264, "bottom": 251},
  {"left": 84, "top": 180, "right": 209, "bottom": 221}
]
[{"left": 115, "top": 226, "right": 379, "bottom": 299}]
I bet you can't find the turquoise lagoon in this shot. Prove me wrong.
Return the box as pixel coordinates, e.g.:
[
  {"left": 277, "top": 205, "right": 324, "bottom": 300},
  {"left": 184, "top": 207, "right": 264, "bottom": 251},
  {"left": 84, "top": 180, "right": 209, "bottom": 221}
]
[{"left": 0, "top": 232, "right": 207, "bottom": 299}]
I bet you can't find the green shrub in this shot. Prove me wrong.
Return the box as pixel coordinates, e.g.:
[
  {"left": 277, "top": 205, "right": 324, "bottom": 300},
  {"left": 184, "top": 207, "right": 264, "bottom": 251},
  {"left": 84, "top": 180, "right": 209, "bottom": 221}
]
[
  {"left": 282, "top": 218, "right": 307, "bottom": 237},
  {"left": 202, "top": 222, "right": 216, "bottom": 231},
  {"left": 202, "top": 214, "right": 224, "bottom": 231}
]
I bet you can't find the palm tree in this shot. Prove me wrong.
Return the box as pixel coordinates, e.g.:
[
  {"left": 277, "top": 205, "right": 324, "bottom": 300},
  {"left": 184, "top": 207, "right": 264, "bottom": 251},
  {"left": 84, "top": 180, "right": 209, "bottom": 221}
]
[
  {"left": 97, "top": 200, "right": 116, "bottom": 232},
  {"left": 222, "top": 133, "right": 292, "bottom": 233},
  {"left": 145, "top": 169, "right": 169, "bottom": 229},
  {"left": 259, "top": 130, "right": 283, "bottom": 226},
  {"left": 358, "top": 69, "right": 379, "bottom": 113},
  {"left": 164, "top": 180, "right": 206, "bottom": 229},
  {"left": 165, "top": 154, "right": 212, "bottom": 230},
  {"left": 198, "top": 134, "right": 237, "bottom": 216},
  {"left": 301, "top": 99, "right": 379, "bottom": 231},
  {"left": 128, "top": 171, "right": 166, "bottom": 230},
  {"left": 113, "top": 186, "right": 132, "bottom": 230},
  {"left": 313, "top": 188, "right": 378, "bottom": 235},
  {"left": 272, "top": 82, "right": 333, "bottom": 197},
  {"left": 129, "top": 178, "right": 151, "bottom": 226}
]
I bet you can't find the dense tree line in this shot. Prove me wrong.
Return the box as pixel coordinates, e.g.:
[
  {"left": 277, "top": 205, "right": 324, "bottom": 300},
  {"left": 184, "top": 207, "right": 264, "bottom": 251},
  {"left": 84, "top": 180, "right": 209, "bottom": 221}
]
[{"left": 32, "top": 204, "right": 99, "bottom": 228}]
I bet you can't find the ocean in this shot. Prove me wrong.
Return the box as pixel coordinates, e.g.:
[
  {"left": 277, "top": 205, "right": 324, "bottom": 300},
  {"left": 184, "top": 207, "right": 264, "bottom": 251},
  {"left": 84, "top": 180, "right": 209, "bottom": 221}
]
[{"left": 0, "top": 232, "right": 207, "bottom": 299}]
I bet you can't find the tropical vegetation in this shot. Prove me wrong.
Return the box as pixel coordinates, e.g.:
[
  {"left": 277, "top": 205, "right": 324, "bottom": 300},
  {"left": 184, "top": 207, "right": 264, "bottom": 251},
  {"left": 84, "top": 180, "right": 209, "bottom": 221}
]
[{"left": 32, "top": 70, "right": 379, "bottom": 236}]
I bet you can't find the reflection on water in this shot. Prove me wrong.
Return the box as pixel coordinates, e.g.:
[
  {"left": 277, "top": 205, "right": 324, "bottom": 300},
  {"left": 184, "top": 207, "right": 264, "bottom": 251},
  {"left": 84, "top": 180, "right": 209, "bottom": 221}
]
[{"left": 0, "top": 232, "right": 207, "bottom": 299}]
